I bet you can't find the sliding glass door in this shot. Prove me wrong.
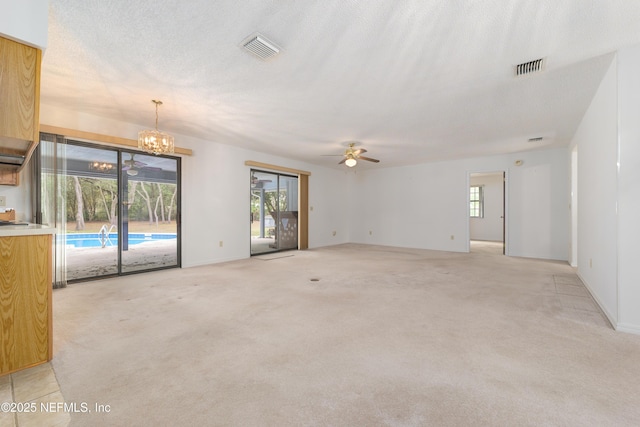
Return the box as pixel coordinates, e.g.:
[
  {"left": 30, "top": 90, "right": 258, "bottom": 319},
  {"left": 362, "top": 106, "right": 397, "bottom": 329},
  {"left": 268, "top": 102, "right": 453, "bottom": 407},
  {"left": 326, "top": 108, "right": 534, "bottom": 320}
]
[
  {"left": 37, "top": 136, "right": 180, "bottom": 281},
  {"left": 250, "top": 170, "right": 298, "bottom": 255},
  {"left": 276, "top": 174, "right": 299, "bottom": 251},
  {"left": 121, "top": 151, "right": 179, "bottom": 273}
]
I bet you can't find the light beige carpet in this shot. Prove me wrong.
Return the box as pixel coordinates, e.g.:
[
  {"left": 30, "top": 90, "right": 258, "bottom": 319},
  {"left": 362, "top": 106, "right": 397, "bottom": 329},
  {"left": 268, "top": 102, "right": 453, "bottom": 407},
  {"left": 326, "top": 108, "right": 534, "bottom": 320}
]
[{"left": 52, "top": 244, "right": 640, "bottom": 426}]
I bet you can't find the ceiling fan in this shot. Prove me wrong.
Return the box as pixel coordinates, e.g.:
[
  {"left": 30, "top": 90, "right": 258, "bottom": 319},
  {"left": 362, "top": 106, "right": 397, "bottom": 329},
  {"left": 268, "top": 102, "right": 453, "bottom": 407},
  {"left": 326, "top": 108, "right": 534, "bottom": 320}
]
[
  {"left": 122, "top": 153, "right": 161, "bottom": 176},
  {"left": 334, "top": 142, "right": 380, "bottom": 167},
  {"left": 251, "top": 172, "right": 273, "bottom": 188}
]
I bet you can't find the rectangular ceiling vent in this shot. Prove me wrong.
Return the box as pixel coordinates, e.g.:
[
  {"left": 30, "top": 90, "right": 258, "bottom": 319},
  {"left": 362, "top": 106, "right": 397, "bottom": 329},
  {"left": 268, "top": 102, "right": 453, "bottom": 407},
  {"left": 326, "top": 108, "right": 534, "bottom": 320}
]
[
  {"left": 528, "top": 137, "right": 544, "bottom": 142},
  {"left": 515, "top": 58, "right": 545, "bottom": 77},
  {"left": 241, "top": 34, "right": 280, "bottom": 60}
]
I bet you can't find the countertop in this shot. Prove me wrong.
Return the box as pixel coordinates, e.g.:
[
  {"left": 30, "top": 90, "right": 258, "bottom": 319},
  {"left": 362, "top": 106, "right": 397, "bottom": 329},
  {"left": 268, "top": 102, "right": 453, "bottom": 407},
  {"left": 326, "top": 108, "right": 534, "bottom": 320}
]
[{"left": 0, "top": 224, "right": 57, "bottom": 237}]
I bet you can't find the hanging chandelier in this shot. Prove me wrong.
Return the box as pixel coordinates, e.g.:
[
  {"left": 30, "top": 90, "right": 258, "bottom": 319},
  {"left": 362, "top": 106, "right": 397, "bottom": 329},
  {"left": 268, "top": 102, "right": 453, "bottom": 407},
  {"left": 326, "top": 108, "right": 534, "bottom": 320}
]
[
  {"left": 89, "top": 161, "right": 114, "bottom": 172},
  {"left": 138, "top": 100, "right": 174, "bottom": 155}
]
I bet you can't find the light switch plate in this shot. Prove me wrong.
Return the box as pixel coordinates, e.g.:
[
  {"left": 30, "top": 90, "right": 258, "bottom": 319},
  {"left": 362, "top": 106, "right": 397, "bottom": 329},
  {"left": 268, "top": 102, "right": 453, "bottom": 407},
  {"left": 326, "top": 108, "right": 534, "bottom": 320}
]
[{"left": 0, "top": 196, "right": 6, "bottom": 207}]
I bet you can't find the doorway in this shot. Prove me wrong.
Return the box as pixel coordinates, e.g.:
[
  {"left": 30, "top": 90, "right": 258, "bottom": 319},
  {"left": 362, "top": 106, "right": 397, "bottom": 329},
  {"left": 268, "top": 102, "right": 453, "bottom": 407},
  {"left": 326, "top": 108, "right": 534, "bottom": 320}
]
[
  {"left": 469, "top": 171, "right": 505, "bottom": 255},
  {"left": 250, "top": 169, "right": 299, "bottom": 255}
]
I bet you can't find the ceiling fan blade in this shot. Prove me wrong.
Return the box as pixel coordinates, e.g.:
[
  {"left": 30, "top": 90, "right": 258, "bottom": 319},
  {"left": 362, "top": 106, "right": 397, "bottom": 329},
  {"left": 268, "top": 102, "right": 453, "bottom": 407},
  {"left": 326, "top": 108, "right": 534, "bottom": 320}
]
[
  {"left": 353, "top": 148, "right": 367, "bottom": 156},
  {"left": 358, "top": 156, "right": 380, "bottom": 163},
  {"left": 338, "top": 158, "right": 347, "bottom": 165},
  {"left": 321, "top": 154, "right": 345, "bottom": 157}
]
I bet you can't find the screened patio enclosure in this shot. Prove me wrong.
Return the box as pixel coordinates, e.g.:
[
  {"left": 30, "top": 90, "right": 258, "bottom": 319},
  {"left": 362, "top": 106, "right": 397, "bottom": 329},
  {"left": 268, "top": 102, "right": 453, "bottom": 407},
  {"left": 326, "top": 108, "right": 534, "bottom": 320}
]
[{"left": 250, "top": 169, "right": 298, "bottom": 255}]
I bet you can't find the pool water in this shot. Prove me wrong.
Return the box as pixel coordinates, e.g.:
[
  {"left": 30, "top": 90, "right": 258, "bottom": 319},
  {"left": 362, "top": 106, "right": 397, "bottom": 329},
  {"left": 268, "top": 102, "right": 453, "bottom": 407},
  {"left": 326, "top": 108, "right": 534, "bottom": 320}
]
[{"left": 63, "top": 233, "right": 177, "bottom": 248}]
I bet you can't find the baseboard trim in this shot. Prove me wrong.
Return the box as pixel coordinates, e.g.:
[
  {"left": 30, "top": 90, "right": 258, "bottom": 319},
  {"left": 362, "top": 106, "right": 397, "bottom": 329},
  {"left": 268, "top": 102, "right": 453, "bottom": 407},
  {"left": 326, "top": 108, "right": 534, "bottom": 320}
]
[
  {"left": 182, "top": 255, "right": 247, "bottom": 268},
  {"left": 576, "top": 271, "right": 618, "bottom": 330},
  {"left": 616, "top": 323, "right": 640, "bottom": 335}
]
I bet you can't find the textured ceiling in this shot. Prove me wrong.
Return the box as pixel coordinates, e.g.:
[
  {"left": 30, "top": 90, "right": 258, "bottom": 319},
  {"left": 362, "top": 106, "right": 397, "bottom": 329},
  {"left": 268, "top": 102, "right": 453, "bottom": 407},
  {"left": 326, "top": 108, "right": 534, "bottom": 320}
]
[{"left": 41, "top": 0, "right": 640, "bottom": 168}]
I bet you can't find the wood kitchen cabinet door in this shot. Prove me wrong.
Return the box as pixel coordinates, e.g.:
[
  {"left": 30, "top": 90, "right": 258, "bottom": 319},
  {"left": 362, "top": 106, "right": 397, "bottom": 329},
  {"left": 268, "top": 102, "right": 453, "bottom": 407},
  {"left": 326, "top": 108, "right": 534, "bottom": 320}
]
[
  {"left": 0, "top": 36, "right": 40, "bottom": 142},
  {"left": 0, "top": 234, "right": 52, "bottom": 374}
]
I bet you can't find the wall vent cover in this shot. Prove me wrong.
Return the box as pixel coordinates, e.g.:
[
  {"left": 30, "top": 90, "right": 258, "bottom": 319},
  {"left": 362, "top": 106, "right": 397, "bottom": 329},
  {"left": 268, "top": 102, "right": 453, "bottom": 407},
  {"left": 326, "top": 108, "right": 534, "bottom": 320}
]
[
  {"left": 241, "top": 34, "right": 280, "bottom": 60},
  {"left": 515, "top": 58, "right": 545, "bottom": 76},
  {"left": 528, "top": 137, "right": 544, "bottom": 142}
]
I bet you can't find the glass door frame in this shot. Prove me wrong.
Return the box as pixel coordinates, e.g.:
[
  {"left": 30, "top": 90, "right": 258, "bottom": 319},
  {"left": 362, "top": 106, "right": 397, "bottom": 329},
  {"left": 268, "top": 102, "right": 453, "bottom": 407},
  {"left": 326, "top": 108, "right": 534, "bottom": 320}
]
[
  {"left": 250, "top": 168, "right": 299, "bottom": 256},
  {"left": 118, "top": 148, "right": 182, "bottom": 276},
  {"left": 35, "top": 135, "right": 182, "bottom": 282}
]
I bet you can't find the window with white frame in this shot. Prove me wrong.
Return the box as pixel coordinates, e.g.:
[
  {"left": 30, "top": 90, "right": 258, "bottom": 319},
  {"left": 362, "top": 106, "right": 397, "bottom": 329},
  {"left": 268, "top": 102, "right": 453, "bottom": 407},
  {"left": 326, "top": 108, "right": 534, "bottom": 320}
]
[{"left": 469, "top": 185, "right": 484, "bottom": 218}]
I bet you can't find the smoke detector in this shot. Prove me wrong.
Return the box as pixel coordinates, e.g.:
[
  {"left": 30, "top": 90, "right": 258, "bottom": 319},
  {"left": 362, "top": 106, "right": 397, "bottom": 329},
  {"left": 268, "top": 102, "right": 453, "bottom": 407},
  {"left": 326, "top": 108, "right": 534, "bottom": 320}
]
[
  {"left": 241, "top": 33, "right": 281, "bottom": 60},
  {"left": 515, "top": 58, "right": 545, "bottom": 77}
]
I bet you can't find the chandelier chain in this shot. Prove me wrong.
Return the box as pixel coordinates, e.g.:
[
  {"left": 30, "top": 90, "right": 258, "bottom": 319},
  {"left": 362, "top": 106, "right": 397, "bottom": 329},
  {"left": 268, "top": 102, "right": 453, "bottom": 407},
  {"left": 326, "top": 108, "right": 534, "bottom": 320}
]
[{"left": 152, "top": 99, "right": 162, "bottom": 131}]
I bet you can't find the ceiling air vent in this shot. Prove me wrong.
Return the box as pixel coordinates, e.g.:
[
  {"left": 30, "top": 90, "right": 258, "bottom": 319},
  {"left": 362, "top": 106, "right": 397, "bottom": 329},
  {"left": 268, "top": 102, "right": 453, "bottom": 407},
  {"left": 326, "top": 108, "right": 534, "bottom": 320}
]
[
  {"left": 241, "top": 34, "right": 280, "bottom": 60},
  {"left": 515, "top": 58, "right": 545, "bottom": 76},
  {"left": 528, "top": 137, "right": 544, "bottom": 142}
]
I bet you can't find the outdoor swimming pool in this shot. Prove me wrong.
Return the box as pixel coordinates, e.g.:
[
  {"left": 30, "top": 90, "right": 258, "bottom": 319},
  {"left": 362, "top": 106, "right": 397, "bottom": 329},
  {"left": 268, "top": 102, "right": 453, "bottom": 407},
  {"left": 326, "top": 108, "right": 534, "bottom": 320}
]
[{"left": 63, "top": 233, "right": 177, "bottom": 248}]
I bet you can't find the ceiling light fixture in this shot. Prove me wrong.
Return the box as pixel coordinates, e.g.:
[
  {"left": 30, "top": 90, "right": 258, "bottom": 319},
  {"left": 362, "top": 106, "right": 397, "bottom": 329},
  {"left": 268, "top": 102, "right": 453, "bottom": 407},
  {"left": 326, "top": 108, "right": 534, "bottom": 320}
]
[
  {"left": 138, "top": 100, "right": 174, "bottom": 155},
  {"left": 345, "top": 156, "right": 357, "bottom": 168},
  {"left": 89, "top": 161, "right": 114, "bottom": 172}
]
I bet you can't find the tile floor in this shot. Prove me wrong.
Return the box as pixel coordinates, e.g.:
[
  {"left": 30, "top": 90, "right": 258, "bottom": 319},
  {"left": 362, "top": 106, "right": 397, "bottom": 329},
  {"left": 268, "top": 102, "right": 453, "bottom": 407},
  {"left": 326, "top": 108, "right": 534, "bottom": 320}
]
[{"left": 0, "top": 363, "right": 69, "bottom": 427}]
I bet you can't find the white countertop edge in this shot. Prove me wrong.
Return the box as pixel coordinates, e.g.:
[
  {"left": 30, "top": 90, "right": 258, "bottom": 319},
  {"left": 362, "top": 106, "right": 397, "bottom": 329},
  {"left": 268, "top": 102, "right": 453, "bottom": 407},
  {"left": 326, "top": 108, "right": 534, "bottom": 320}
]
[{"left": 0, "top": 225, "right": 57, "bottom": 237}]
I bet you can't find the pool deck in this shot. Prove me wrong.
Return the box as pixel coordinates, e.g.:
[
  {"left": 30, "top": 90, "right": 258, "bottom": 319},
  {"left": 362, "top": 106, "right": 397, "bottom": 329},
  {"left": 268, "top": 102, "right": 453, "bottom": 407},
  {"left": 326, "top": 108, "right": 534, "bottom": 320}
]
[{"left": 65, "top": 239, "right": 178, "bottom": 280}]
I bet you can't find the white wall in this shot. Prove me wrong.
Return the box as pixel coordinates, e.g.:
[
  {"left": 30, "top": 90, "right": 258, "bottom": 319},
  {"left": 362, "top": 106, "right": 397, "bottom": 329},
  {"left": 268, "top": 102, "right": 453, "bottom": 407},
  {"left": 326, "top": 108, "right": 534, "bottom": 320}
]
[
  {"left": 0, "top": 0, "right": 48, "bottom": 49},
  {"left": 350, "top": 161, "right": 467, "bottom": 252},
  {"left": 570, "top": 147, "right": 578, "bottom": 267},
  {"left": 39, "top": 105, "right": 351, "bottom": 267},
  {"left": 616, "top": 45, "right": 640, "bottom": 334},
  {"left": 38, "top": 104, "right": 571, "bottom": 267},
  {"left": 470, "top": 173, "right": 503, "bottom": 241},
  {"left": 569, "top": 55, "right": 618, "bottom": 325},
  {"left": 508, "top": 150, "right": 570, "bottom": 260},
  {"left": 350, "top": 148, "right": 569, "bottom": 260},
  {"left": 0, "top": 166, "right": 32, "bottom": 222},
  {"left": 180, "top": 139, "right": 350, "bottom": 267}
]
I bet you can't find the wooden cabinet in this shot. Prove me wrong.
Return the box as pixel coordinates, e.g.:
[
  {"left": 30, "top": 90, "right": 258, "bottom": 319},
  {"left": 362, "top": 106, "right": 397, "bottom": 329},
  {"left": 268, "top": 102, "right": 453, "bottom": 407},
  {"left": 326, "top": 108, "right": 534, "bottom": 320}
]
[
  {"left": 0, "top": 36, "right": 40, "bottom": 142},
  {"left": 0, "top": 231, "right": 53, "bottom": 375},
  {"left": 0, "top": 36, "right": 42, "bottom": 186},
  {"left": 0, "top": 169, "right": 19, "bottom": 186}
]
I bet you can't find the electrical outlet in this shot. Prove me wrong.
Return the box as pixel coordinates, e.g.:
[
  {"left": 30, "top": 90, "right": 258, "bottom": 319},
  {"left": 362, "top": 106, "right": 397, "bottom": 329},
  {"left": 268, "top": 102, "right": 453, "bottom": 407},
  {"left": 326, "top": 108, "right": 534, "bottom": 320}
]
[
  {"left": 219, "top": 241, "right": 223, "bottom": 247},
  {"left": 0, "top": 196, "right": 6, "bottom": 207}
]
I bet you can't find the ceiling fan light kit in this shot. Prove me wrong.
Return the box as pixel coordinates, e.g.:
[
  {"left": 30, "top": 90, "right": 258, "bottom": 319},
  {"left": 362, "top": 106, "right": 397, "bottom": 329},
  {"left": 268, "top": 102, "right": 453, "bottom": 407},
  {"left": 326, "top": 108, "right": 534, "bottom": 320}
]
[
  {"left": 335, "top": 142, "right": 379, "bottom": 167},
  {"left": 122, "top": 153, "right": 154, "bottom": 176}
]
